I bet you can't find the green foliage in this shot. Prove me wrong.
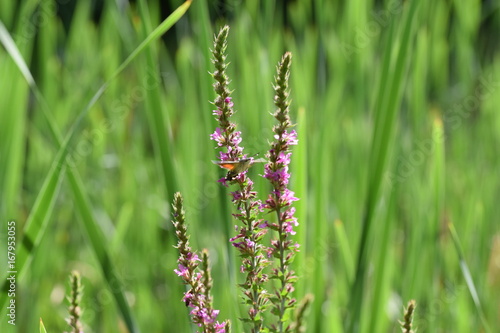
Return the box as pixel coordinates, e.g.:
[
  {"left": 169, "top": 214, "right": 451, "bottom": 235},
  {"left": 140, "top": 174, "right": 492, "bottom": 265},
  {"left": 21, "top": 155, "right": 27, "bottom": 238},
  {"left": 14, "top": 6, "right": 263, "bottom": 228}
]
[{"left": 0, "top": 0, "right": 499, "bottom": 332}]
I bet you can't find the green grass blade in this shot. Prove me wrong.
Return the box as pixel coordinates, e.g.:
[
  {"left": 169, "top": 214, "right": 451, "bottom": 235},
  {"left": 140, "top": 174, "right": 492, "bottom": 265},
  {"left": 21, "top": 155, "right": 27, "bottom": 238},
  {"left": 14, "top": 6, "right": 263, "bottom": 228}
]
[
  {"left": 110, "top": 0, "right": 192, "bottom": 82},
  {"left": 348, "top": 1, "right": 422, "bottom": 331},
  {"left": 0, "top": 21, "right": 30, "bottom": 220},
  {"left": 333, "top": 219, "right": 354, "bottom": 283},
  {"left": 0, "top": 21, "right": 35, "bottom": 85},
  {"left": 136, "top": 0, "right": 179, "bottom": 202},
  {"left": 0, "top": 24, "right": 119, "bottom": 328},
  {"left": 64, "top": 0, "right": 192, "bottom": 149},
  {"left": 39, "top": 318, "right": 47, "bottom": 333},
  {"left": 449, "top": 223, "right": 492, "bottom": 333},
  {"left": 0, "top": 3, "right": 191, "bottom": 331},
  {"left": 346, "top": 19, "right": 397, "bottom": 332},
  {"left": 0, "top": 18, "right": 67, "bottom": 309},
  {"left": 67, "top": 170, "right": 140, "bottom": 332},
  {"left": 368, "top": 188, "right": 397, "bottom": 333}
]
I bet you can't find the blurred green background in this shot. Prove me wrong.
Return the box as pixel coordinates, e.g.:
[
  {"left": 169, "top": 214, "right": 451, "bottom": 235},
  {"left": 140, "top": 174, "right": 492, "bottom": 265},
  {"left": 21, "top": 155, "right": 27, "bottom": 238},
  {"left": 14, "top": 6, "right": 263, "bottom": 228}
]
[{"left": 1, "top": 0, "right": 499, "bottom": 332}]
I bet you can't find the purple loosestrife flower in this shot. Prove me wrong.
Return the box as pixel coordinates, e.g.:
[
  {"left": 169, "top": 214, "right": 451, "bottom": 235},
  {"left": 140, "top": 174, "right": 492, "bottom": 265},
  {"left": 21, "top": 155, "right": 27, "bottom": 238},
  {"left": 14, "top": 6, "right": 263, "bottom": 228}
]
[
  {"left": 263, "top": 52, "right": 299, "bottom": 333},
  {"left": 171, "top": 192, "right": 228, "bottom": 333},
  {"left": 210, "top": 26, "right": 270, "bottom": 333}
]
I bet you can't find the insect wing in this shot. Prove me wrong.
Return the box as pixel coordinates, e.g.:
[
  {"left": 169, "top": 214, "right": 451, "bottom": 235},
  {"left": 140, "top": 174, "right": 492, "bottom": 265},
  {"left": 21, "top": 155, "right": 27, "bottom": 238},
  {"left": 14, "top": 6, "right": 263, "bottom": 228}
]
[{"left": 212, "top": 160, "right": 239, "bottom": 171}]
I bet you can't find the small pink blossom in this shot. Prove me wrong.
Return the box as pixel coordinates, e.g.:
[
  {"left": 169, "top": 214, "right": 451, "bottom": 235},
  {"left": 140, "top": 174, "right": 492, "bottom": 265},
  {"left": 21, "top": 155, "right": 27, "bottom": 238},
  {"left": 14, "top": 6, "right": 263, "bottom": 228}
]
[
  {"left": 210, "top": 128, "right": 225, "bottom": 146},
  {"left": 174, "top": 264, "right": 188, "bottom": 278}
]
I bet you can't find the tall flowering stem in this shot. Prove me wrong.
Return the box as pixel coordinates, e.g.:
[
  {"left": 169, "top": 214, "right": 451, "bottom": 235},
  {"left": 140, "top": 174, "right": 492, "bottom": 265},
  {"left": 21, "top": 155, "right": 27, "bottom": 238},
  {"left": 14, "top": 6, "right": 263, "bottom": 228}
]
[
  {"left": 210, "top": 26, "right": 270, "bottom": 332},
  {"left": 263, "top": 52, "right": 299, "bottom": 333},
  {"left": 172, "top": 192, "right": 228, "bottom": 333}
]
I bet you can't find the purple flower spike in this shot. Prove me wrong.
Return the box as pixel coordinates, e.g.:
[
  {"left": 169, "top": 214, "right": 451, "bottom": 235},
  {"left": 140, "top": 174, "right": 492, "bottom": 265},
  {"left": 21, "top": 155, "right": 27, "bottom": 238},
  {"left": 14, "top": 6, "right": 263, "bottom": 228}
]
[
  {"left": 210, "top": 26, "right": 271, "bottom": 332},
  {"left": 209, "top": 27, "right": 303, "bottom": 333},
  {"left": 263, "top": 52, "right": 300, "bottom": 329},
  {"left": 171, "top": 193, "right": 228, "bottom": 331}
]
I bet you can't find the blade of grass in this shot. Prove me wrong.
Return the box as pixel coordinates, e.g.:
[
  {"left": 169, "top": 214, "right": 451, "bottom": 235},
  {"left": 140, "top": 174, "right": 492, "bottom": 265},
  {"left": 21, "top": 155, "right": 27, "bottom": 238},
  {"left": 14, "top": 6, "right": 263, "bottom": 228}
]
[
  {"left": 0, "top": 13, "right": 66, "bottom": 301},
  {"left": 333, "top": 219, "right": 354, "bottom": 287},
  {"left": 0, "top": 3, "right": 191, "bottom": 331},
  {"left": 0, "top": 51, "right": 29, "bottom": 220},
  {"left": 0, "top": 16, "right": 143, "bottom": 331},
  {"left": 136, "top": 0, "right": 179, "bottom": 204},
  {"left": 39, "top": 318, "right": 47, "bottom": 333},
  {"left": 368, "top": 187, "right": 397, "bottom": 333},
  {"left": 346, "top": 15, "right": 397, "bottom": 333},
  {"left": 449, "top": 223, "right": 492, "bottom": 333},
  {"left": 348, "top": 1, "right": 421, "bottom": 332}
]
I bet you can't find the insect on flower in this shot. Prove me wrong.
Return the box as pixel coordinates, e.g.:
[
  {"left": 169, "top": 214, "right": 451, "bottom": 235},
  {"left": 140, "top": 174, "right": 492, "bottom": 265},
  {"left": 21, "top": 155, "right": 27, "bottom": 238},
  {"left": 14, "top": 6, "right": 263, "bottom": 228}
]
[{"left": 212, "top": 157, "right": 267, "bottom": 181}]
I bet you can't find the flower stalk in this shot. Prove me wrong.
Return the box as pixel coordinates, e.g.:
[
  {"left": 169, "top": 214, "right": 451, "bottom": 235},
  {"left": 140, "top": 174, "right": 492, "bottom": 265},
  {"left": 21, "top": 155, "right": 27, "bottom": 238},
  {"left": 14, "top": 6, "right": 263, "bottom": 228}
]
[
  {"left": 172, "top": 192, "right": 227, "bottom": 333},
  {"left": 210, "top": 26, "right": 271, "bottom": 332},
  {"left": 263, "top": 52, "right": 299, "bottom": 333}
]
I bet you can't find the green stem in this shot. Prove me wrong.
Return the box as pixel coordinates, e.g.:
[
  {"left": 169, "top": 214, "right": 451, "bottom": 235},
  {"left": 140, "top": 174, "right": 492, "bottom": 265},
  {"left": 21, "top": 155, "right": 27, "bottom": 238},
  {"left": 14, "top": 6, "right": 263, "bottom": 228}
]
[
  {"left": 243, "top": 192, "right": 262, "bottom": 333},
  {"left": 276, "top": 205, "right": 286, "bottom": 333}
]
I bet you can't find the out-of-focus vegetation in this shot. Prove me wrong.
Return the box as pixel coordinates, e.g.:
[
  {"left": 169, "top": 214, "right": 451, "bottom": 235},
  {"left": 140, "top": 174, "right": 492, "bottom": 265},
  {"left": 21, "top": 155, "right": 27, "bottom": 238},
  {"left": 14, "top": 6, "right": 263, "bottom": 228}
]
[{"left": 0, "top": 1, "right": 499, "bottom": 332}]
